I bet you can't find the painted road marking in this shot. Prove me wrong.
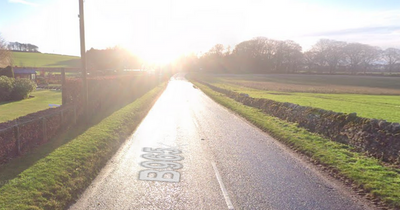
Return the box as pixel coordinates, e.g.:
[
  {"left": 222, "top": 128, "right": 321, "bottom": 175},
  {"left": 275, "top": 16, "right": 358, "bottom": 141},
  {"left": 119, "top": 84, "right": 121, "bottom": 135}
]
[
  {"left": 212, "top": 161, "right": 235, "bottom": 210},
  {"left": 193, "top": 119, "right": 199, "bottom": 129},
  {"left": 138, "top": 147, "right": 183, "bottom": 183},
  {"left": 157, "top": 142, "right": 188, "bottom": 149}
]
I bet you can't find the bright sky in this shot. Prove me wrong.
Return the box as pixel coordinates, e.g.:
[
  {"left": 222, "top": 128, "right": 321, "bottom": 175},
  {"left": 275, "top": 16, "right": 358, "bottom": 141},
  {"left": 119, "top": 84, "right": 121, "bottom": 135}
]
[{"left": 1, "top": 0, "right": 400, "bottom": 64}]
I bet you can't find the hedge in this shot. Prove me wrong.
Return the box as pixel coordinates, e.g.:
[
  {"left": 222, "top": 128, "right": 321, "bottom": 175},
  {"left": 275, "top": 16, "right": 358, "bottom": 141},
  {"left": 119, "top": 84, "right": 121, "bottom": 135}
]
[
  {"left": 0, "top": 66, "right": 14, "bottom": 78},
  {"left": 63, "top": 73, "right": 159, "bottom": 116}
]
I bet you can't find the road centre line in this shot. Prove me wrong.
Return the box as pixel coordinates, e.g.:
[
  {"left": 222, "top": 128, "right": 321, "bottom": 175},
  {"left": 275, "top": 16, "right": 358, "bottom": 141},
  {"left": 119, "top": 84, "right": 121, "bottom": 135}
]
[
  {"left": 157, "top": 142, "right": 188, "bottom": 149},
  {"left": 211, "top": 161, "right": 235, "bottom": 210},
  {"left": 193, "top": 119, "right": 199, "bottom": 129}
]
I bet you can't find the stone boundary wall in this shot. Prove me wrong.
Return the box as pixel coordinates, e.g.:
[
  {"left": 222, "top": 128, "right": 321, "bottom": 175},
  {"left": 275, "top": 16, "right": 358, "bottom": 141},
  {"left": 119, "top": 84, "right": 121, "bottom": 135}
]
[
  {"left": 202, "top": 81, "right": 400, "bottom": 164},
  {"left": 0, "top": 105, "right": 77, "bottom": 164}
]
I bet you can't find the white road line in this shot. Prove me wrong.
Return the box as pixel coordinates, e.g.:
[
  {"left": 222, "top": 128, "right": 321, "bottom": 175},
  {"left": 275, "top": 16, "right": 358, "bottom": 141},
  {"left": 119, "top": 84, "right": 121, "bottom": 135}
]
[
  {"left": 211, "top": 161, "right": 235, "bottom": 210},
  {"left": 193, "top": 119, "right": 199, "bottom": 129},
  {"left": 157, "top": 142, "right": 188, "bottom": 149}
]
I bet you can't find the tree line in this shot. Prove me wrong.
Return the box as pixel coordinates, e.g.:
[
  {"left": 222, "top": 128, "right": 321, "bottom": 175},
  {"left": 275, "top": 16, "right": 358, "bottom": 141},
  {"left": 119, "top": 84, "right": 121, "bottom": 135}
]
[
  {"left": 181, "top": 37, "right": 400, "bottom": 75},
  {"left": 0, "top": 35, "right": 11, "bottom": 67},
  {"left": 86, "top": 47, "right": 142, "bottom": 71},
  {"left": 7, "top": 42, "right": 39, "bottom": 52}
]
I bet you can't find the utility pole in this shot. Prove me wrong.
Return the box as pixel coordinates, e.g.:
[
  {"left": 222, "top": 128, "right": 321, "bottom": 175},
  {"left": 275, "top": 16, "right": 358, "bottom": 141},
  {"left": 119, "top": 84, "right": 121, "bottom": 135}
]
[{"left": 79, "top": 0, "right": 88, "bottom": 123}]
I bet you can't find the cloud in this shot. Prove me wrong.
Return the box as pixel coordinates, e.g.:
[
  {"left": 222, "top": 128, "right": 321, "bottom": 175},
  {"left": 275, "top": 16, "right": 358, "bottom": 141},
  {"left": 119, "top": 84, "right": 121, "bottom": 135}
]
[
  {"left": 306, "top": 26, "right": 400, "bottom": 37},
  {"left": 8, "top": 0, "right": 37, "bottom": 7},
  {"left": 295, "top": 25, "right": 400, "bottom": 50}
]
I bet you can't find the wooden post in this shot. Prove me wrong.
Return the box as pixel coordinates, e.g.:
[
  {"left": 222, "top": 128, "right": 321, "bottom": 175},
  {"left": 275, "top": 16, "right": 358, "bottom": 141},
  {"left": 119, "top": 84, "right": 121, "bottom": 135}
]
[
  {"left": 79, "top": 0, "right": 89, "bottom": 124},
  {"left": 73, "top": 104, "right": 77, "bottom": 124},
  {"left": 61, "top": 109, "right": 64, "bottom": 127},
  {"left": 14, "top": 119, "right": 21, "bottom": 156},
  {"left": 61, "top": 68, "right": 66, "bottom": 105},
  {"left": 42, "top": 117, "right": 47, "bottom": 143}
]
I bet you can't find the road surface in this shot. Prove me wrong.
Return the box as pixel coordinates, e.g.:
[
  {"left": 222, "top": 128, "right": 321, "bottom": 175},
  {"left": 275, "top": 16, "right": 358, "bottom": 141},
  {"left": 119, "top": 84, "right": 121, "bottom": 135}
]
[{"left": 69, "top": 74, "right": 374, "bottom": 210}]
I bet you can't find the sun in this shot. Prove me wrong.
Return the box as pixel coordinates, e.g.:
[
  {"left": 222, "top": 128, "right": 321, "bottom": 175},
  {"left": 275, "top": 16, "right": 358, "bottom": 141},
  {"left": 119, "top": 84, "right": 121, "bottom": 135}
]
[
  {"left": 128, "top": 42, "right": 183, "bottom": 66},
  {"left": 141, "top": 49, "right": 177, "bottom": 65}
]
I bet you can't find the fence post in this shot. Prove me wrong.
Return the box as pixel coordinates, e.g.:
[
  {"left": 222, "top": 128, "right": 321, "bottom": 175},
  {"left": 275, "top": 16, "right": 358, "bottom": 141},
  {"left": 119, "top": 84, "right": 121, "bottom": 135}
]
[
  {"left": 73, "top": 104, "right": 77, "bottom": 124},
  {"left": 61, "top": 68, "right": 66, "bottom": 105},
  {"left": 42, "top": 117, "right": 47, "bottom": 143},
  {"left": 14, "top": 119, "right": 21, "bottom": 156},
  {"left": 61, "top": 109, "right": 64, "bottom": 127}
]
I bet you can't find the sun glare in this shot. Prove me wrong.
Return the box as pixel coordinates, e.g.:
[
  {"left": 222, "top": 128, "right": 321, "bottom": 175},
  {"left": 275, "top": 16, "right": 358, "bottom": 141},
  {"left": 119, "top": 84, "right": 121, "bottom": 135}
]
[
  {"left": 127, "top": 43, "right": 181, "bottom": 65},
  {"left": 142, "top": 51, "right": 179, "bottom": 65}
]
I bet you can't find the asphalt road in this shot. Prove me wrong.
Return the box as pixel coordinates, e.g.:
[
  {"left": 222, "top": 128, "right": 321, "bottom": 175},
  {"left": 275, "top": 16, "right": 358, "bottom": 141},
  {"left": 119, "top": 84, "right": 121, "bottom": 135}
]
[{"left": 69, "top": 73, "right": 374, "bottom": 210}]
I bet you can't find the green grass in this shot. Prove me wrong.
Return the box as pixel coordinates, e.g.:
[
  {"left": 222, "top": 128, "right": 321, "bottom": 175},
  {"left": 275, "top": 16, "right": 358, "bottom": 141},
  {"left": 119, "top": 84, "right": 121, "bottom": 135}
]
[
  {"left": 0, "top": 83, "right": 166, "bottom": 210},
  {"left": 12, "top": 52, "right": 80, "bottom": 68},
  {"left": 214, "top": 83, "right": 400, "bottom": 123},
  {"left": 191, "top": 80, "right": 400, "bottom": 209},
  {"left": 195, "top": 73, "right": 400, "bottom": 123},
  {"left": 0, "top": 90, "right": 62, "bottom": 123}
]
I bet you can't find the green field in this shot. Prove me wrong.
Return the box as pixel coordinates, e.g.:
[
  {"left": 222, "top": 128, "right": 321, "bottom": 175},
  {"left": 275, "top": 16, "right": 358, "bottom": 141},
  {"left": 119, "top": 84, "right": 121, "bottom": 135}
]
[
  {"left": 194, "top": 73, "right": 400, "bottom": 123},
  {"left": 0, "top": 90, "right": 62, "bottom": 123},
  {"left": 11, "top": 52, "right": 80, "bottom": 68}
]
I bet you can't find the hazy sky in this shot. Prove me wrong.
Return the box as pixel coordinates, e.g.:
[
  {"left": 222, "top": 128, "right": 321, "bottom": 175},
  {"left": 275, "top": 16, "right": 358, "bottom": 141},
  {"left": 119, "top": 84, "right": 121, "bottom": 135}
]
[{"left": 1, "top": 0, "right": 400, "bottom": 63}]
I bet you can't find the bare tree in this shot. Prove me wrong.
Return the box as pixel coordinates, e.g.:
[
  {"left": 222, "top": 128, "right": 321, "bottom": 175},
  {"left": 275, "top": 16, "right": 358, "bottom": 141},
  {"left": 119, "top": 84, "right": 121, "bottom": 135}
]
[
  {"left": 276, "top": 40, "right": 303, "bottom": 73},
  {"left": 201, "top": 37, "right": 302, "bottom": 73},
  {"left": 303, "top": 51, "right": 317, "bottom": 72},
  {"left": 343, "top": 43, "right": 380, "bottom": 74},
  {"left": 0, "top": 34, "right": 11, "bottom": 67},
  {"left": 199, "top": 44, "right": 228, "bottom": 72},
  {"left": 208, "top": 44, "right": 225, "bottom": 57},
  {"left": 360, "top": 46, "right": 380, "bottom": 74},
  {"left": 232, "top": 39, "right": 259, "bottom": 72},
  {"left": 383, "top": 48, "right": 400, "bottom": 74},
  {"left": 232, "top": 37, "right": 292, "bottom": 73},
  {"left": 343, "top": 43, "right": 367, "bottom": 74},
  {"left": 308, "top": 39, "right": 346, "bottom": 74}
]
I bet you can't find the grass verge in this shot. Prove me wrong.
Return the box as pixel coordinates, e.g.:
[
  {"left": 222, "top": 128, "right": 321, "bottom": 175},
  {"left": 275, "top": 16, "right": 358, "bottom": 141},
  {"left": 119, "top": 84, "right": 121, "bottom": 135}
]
[
  {"left": 191, "top": 80, "right": 400, "bottom": 209},
  {"left": 0, "top": 123, "right": 91, "bottom": 189},
  {"left": 0, "top": 83, "right": 166, "bottom": 210}
]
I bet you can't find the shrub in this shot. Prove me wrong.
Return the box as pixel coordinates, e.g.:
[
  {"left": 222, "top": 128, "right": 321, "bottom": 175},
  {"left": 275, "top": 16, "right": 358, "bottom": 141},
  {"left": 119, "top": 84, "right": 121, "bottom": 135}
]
[
  {"left": 10, "top": 78, "right": 36, "bottom": 100},
  {"left": 36, "top": 77, "right": 48, "bottom": 86},
  {"left": 0, "top": 66, "right": 14, "bottom": 78},
  {"left": 0, "top": 76, "right": 14, "bottom": 102}
]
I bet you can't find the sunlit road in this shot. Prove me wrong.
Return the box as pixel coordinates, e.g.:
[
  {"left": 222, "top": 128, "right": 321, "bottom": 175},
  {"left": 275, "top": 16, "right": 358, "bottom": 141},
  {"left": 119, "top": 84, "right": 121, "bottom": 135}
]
[{"left": 69, "top": 73, "right": 373, "bottom": 210}]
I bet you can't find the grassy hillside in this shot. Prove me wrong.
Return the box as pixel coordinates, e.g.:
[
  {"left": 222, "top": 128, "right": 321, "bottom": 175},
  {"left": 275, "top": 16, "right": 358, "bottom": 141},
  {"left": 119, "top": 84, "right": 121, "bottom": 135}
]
[{"left": 11, "top": 52, "right": 80, "bottom": 68}]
